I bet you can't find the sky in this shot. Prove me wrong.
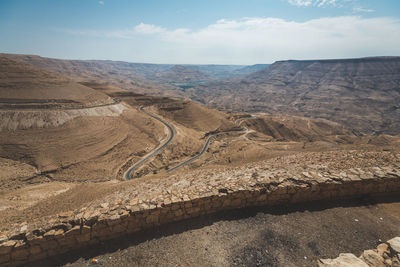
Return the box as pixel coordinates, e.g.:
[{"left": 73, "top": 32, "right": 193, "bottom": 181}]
[{"left": 0, "top": 0, "right": 400, "bottom": 64}]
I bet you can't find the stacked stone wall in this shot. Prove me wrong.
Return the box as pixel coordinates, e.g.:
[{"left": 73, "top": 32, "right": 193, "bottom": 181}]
[{"left": 1, "top": 167, "right": 400, "bottom": 266}]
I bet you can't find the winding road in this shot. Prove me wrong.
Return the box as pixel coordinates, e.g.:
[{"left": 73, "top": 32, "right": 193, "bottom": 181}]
[
  {"left": 124, "top": 106, "right": 249, "bottom": 179},
  {"left": 167, "top": 127, "right": 247, "bottom": 172},
  {"left": 124, "top": 106, "right": 175, "bottom": 180}
]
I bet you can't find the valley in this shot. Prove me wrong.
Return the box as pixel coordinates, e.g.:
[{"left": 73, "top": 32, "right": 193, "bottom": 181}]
[{"left": 0, "top": 53, "right": 399, "bottom": 267}]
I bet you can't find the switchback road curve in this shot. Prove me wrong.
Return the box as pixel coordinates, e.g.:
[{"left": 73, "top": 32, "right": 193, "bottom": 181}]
[
  {"left": 124, "top": 106, "right": 251, "bottom": 179},
  {"left": 124, "top": 106, "right": 174, "bottom": 180},
  {"left": 167, "top": 127, "right": 247, "bottom": 172}
]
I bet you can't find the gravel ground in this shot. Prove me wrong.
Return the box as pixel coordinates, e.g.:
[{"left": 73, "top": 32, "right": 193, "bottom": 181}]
[{"left": 30, "top": 195, "right": 400, "bottom": 267}]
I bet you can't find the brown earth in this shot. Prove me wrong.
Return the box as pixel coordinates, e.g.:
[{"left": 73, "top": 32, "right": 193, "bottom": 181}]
[
  {"left": 2, "top": 54, "right": 400, "bottom": 266},
  {"left": 155, "top": 65, "right": 212, "bottom": 82},
  {"left": 0, "top": 55, "right": 112, "bottom": 108},
  {"left": 1, "top": 53, "right": 182, "bottom": 98},
  {"left": 5, "top": 54, "right": 400, "bottom": 135},
  {"left": 191, "top": 57, "right": 400, "bottom": 135},
  {"left": 154, "top": 100, "right": 237, "bottom": 133}
]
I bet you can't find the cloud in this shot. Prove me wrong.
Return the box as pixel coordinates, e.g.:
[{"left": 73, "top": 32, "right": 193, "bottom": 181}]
[
  {"left": 134, "top": 23, "right": 166, "bottom": 34},
  {"left": 287, "top": 0, "right": 340, "bottom": 7},
  {"left": 353, "top": 7, "right": 375, "bottom": 13},
  {"left": 59, "top": 16, "right": 400, "bottom": 64},
  {"left": 98, "top": 1, "right": 104, "bottom": 5}
]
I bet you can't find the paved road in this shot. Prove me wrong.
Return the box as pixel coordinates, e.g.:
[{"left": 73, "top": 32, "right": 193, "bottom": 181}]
[
  {"left": 167, "top": 127, "right": 247, "bottom": 173},
  {"left": 124, "top": 106, "right": 175, "bottom": 180},
  {"left": 124, "top": 108, "right": 251, "bottom": 178},
  {"left": 0, "top": 98, "right": 122, "bottom": 111}
]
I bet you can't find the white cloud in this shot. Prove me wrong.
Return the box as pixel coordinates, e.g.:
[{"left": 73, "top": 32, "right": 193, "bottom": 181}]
[
  {"left": 98, "top": 1, "right": 104, "bottom": 5},
  {"left": 134, "top": 23, "right": 165, "bottom": 34},
  {"left": 353, "top": 7, "right": 375, "bottom": 13},
  {"left": 288, "top": 0, "right": 340, "bottom": 7},
  {"left": 60, "top": 16, "right": 400, "bottom": 64}
]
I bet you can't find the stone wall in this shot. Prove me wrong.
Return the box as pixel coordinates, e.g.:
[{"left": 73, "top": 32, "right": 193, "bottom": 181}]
[{"left": 1, "top": 164, "right": 400, "bottom": 266}]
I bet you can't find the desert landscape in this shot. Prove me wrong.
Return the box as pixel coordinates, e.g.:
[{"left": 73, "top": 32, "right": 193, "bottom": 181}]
[
  {"left": 1, "top": 1, "right": 400, "bottom": 266},
  {"left": 0, "top": 53, "right": 399, "bottom": 266}
]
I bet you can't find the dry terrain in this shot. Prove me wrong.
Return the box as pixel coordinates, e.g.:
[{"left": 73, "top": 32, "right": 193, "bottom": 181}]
[
  {"left": 191, "top": 57, "right": 400, "bottom": 135},
  {"left": 1, "top": 53, "right": 400, "bottom": 266}
]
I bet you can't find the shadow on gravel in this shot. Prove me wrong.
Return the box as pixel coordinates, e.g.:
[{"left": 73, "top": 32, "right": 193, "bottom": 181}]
[{"left": 31, "top": 194, "right": 400, "bottom": 266}]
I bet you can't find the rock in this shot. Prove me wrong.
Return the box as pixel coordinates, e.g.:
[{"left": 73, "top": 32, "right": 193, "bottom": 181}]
[
  {"left": 58, "top": 211, "right": 74, "bottom": 218},
  {"left": 54, "top": 229, "right": 64, "bottom": 237},
  {"left": 43, "top": 229, "right": 56, "bottom": 238},
  {"left": 0, "top": 253, "right": 10, "bottom": 264},
  {"left": 0, "top": 235, "right": 8, "bottom": 243},
  {"left": 318, "top": 253, "right": 369, "bottom": 267},
  {"left": 388, "top": 237, "right": 400, "bottom": 254},
  {"left": 0, "top": 240, "right": 17, "bottom": 255},
  {"left": 376, "top": 243, "right": 389, "bottom": 257},
  {"left": 64, "top": 225, "right": 80, "bottom": 237},
  {"left": 11, "top": 247, "right": 29, "bottom": 261},
  {"left": 360, "top": 250, "right": 385, "bottom": 267},
  {"left": 29, "top": 245, "right": 41, "bottom": 255},
  {"left": 100, "top": 203, "right": 109, "bottom": 209}
]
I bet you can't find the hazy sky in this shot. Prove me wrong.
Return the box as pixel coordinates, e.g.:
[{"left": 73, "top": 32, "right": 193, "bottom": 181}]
[{"left": 1, "top": 0, "right": 400, "bottom": 64}]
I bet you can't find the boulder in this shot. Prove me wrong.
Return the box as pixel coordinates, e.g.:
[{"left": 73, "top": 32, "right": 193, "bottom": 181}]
[
  {"left": 318, "top": 253, "right": 369, "bottom": 267},
  {"left": 359, "top": 250, "right": 385, "bottom": 267},
  {"left": 388, "top": 237, "right": 400, "bottom": 254}
]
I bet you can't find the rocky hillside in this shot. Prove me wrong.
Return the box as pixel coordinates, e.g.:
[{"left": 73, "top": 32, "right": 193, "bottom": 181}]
[
  {"left": 0, "top": 55, "right": 111, "bottom": 108},
  {"left": 155, "top": 65, "right": 211, "bottom": 83},
  {"left": 192, "top": 57, "right": 400, "bottom": 135}
]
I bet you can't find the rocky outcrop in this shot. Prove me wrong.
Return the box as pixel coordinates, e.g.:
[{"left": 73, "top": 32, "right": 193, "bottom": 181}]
[
  {"left": 194, "top": 57, "right": 400, "bottom": 135},
  {"left": 0, "top": 154, "right": 399, "bottom": 266},
  {"left": 318, "top": 237, "right": 400, "bottom": 267},
  {"left": 0, "top": 103, "right": 126, "bottom": 130}
]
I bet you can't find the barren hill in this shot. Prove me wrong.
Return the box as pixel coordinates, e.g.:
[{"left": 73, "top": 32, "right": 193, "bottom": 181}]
[
  {"left": 155, "top": 65, "right": 211, "bottom": 83},
  {"left": 240, "top": 115, "right": 357, "bottom": 142},
  {"left": 192, "top": 57, "right": 400, "bottom": 135},
  {"left": 0, "top": 55, "right": 112, "bottom": 108},
  {"left": 0, "top": 56, "right": 165, "bottom": 185},
  {"left": 2, "top": 53, "right": 180, "bottom": 97},
  {"left": 154, "top": 99, "right": 237, "bottom": 133}
]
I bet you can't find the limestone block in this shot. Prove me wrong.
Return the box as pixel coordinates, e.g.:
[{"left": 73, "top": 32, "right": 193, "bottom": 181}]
[
  {"left": 174, "top": 209, "right": 184, "bottom": 217},
  {"left": 388, "top": 237, "right": 400, "bottom": 254},
  {"left": 11, "top": 247, "right": 29, "bottom": 261},
  {"left": 111, "top": 222, "right": 128, "bottom": 233},
  {"left": 29, "top": 245, "right": 42, "bottom": 255},
  {"left": 43, "top": 229, "right": 57, "bottom": 239},
  {"left": 360, "top": 249, "right": 385, "bottom": 267},
  {"left": 230, "top": 198, "right": 242, "bottom": 207},
  {"left": 256, "top": 194, "right": 267, "bottom": 202},
  {"left": 58, "top": 235, "right": 77, "bottom": 248},
  {"left": 0, "top": 253, "right": 10, "bottom": 264},
  {"left": 0, "top": 240, "right": 16, "bottom": 255},
  {"left": 28, "top": 251, "right": 48, "bottom": 262},
  {"left": 376, "top": 243, "right": 390, "bottom": 257},
  {"left": 107, "top": 215, "right": 121, "bottom": 227},
  {"left": 53, "top": 229, "right": 65, "bottom": 239},
  {"left": 64, "top": 226, "right": 80, "bottom": 237},
  {"left": 76, "top": 233, "right": 91, "bottom": 243},
  {"left": 318, "top": 253, "right": 369, "bottom": 267},
  {"left": 81, "top": 225, "right": 91, "bottom": 234},
  {"left": 27, "top": 235, "right": 44, "bottom": 246},
  {"left": 186, "top": 207, "right": 201, "bottom": 215},
  {"left": 145, "top": 214, "right": 159, "bottom": 224},
  {"left": 39, "top": 239, "right": 58, "bottom": 251}
]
